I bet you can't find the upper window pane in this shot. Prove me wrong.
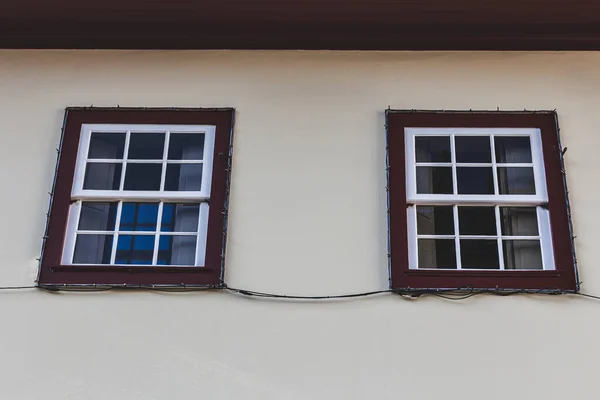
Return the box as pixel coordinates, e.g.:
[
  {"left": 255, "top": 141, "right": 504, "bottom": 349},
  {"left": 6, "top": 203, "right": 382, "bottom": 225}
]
[
  {"left": 498, "top": 167, "right": 536, "bottom": 195},
  {"left": 83, "top": 163, "right": 122, "bottom": 190},
  {"left": 495, "top": 136, "right": 532, "bottom": 163},
  {"left": 416, "top": 167, "right": 453, "bottom": 194},
  {"left": 168, "top": 133, "right": 205, "bottom": 160},
  {"left": 455, "top": 136, "right": 491, "bottom": 163},
  {"left": 123, "top": 163, "right": 162, "bottom": 191},
  {"left": 88, "top": 132, "right": 126, "bottom": 159},
  {"left": 456, "top": 167, "right": 494, "bottom": 194},
  {"left": 415, "top": 136, "right": 451, "bottom": 163},
  {"left": 165, "top": 164, "right": 203, "bottom": 191},
  {"left": 128, "top": 132, "right": 165, "bottom": 160}
]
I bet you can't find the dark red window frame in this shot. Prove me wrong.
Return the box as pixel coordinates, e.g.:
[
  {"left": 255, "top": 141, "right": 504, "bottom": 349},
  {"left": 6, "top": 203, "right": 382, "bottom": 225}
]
[
  {"left": 386, "top": 111, "right": 577, "bottom": 291},
  {"left": 37, "top": 108, "right": 234, "bottom": 287}
]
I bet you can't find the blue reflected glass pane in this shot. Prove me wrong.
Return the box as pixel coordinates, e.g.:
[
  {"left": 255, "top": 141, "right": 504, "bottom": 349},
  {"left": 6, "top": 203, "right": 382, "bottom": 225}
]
[
  {"left": 115, "top": 235, "right": 155, "bottom": 265},
  {"left": 119, "top": 203, "right": 159, "bottom": 231}
]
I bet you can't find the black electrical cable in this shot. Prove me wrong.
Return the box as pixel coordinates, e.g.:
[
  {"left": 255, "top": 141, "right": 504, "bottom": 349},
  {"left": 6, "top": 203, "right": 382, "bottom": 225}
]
[{"left": 0, "top": 283, "right": 598, "bottom": 302}]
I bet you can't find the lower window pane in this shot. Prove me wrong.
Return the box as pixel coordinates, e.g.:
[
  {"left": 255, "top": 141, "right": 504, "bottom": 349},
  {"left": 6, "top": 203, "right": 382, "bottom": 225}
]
[
  {"left": 78, "top": 202, "right": 118, "bottom": 231},
  {"left": 115, "top": 235, "right": 155, "bottom": 265},
  {"left": 460, "top": 239, "right": 499, "bottom": 269},
  {"left": 458, "top": 206, "right": 496, "bottom": 235},
  {"left": 417, "top": 206, "right": 454, "bottom": 235},
  {"left": 73, "top": 234, "right": 113, "bottom": 264},
  {"left": 503, "top": 240, "right": 543, "bottom": 270},
  {"left": 500, "top": 207, "right": 539, "bottom": 236},
  {"left": 416, "top": 167, "right": 453, "bottom": 194},
  {"left": 158, "top": 235, "right": 197, "bottom": 266},
  {"left": 120, "top": 202, "right": 159, "bottom": 231},
  {"left": 161, "top": 203, "right": 200, "bottom": 232},
  {"left": 418, "top": 239, "right": 456, "bottom": 269}
]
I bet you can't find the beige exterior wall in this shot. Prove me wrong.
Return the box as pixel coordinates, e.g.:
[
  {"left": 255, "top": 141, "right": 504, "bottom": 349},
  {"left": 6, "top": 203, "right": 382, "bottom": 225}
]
[{"left": 0, "top": 51, "right": 598, "bottom": 399}]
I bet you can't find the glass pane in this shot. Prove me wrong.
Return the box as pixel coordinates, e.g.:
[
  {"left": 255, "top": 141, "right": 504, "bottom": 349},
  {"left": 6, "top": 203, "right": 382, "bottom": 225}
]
[
  {"left": 498, "top": 167, "right": 535, "bottom": 195},
  {"left": 128, "top": 132, "right": 165, "bottom": 160},
  {"left": 168, "top": 133, "right": 205, "bottom": 160},
  {"left": 161, "top": 203, "right": 200, "bottom": 232},
  {"left": 120, "top": 203, "right": 159, "bottom": 231},
  {"left": 455, "top": 136, "right": 491, "bottom": 163},
  {"left": 415, "top": 136, "right": 451, "bottom": 163},
  {"left": 503, "top": 240, "right": 543, "bottom": 270},
  {"left": 418, "top": 239, "right": 456, "bottom": 269},
  {"left": 115, "top": 235, "right": 155, "bottom": 265},
  {"left": 158, "top": 236, "right": 197, "bottom": 266},
  {"left": 88, "top": 132, "right": 125, "bottom": 159},
  {"left": 83, "top": 163, "right": 122, "bottom": 190},
  {"left": 416, "top": 167, "right": 452, "bottom": 194},
  {"left": 458, "top": 206, "right": 497, "bottom": 235},
  {"left": 495, "top": 136, "right": 532, "bottom": 163},
  {"left": 457, "top": 167, "right": 494, "bottom": 194},
  {"left": 500, "top": 207, "right": 539, "bottom": 236},
  {"left": 416, "top": 206, "right": 454, "bottom": 235},
  {"left": 123, "top": 163, "right": 162, "bottom": 191},
  {"left": 460, "top": 239, "right": 500, "bottom": 269},
  {"left": 165, "top": 164, "right": 203, "bottom": 191},
  {"left": 78, "top": 202, "right": 118, "bottom": 231},
  {"left": 73, "top": 234, "right": 113, "bottom": 264}
]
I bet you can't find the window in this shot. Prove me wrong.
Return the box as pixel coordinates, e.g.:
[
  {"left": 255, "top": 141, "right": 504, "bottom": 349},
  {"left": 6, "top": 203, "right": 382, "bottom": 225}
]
[
  {"left": 386, "top": 111, "right": 577, "bottom": 291},
  {"left": 38, "top": 108, "right": 234, "bottom": 287}
]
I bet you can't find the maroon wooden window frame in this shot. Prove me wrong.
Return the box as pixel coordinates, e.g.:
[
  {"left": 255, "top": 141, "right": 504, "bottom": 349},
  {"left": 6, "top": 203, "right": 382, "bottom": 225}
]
[
  {"left": 386, "top": 111, "right": 577, "bottom": 291},
  {"left": 37, "top": 108, "right": 234, "bottom": 287}
]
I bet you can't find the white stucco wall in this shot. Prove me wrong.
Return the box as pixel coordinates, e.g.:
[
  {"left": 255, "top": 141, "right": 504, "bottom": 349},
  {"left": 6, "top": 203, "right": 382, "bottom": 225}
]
[{"left": 0, "top": 51, "right": 598, "bottom": 399}]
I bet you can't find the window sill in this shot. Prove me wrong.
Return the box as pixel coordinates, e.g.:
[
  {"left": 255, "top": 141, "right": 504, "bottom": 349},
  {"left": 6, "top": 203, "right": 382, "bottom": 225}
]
[
  {"left": 43, "top": 264, "right": 221, "bottom": 286},
  {"left": 395, "top": 268, "right": 576, "bottom": 291}
]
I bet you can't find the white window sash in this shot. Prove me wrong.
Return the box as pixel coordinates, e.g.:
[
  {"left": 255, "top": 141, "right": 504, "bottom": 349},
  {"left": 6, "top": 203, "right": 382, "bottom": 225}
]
[
  {"left": 62, "top": 123, "right": 216, "bottom": 267},
  {"left": 404, "top": 127, "right": 554, "bottom": 271}
]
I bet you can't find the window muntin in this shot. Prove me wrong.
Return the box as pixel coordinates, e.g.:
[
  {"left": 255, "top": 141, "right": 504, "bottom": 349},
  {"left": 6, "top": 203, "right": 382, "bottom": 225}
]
[
  {"left": 405, "top": 128, "right": 554, "bottom": 271},
  {"left": 64, "top": 124, "right": 215, "bottom": 267}
]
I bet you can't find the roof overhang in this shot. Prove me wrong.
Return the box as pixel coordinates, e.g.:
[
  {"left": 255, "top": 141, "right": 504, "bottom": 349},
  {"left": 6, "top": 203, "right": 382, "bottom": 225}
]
[{"left": 2, "top": 0, "right": 600, "bottom": 50}]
